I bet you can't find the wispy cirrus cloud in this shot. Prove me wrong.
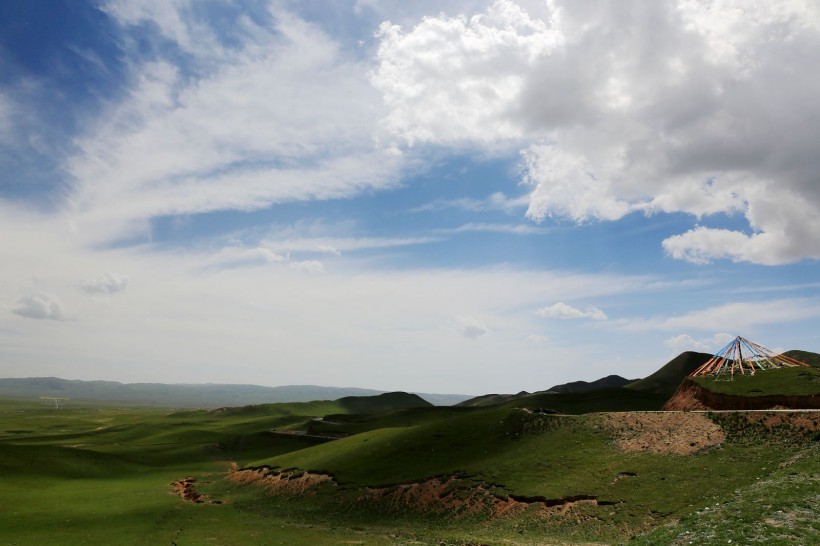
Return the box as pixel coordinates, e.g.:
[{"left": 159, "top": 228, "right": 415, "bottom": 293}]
[
  {"left": 410, "top": 192, "right": 528, "bottom": 214},
  {"left": 439, "top": 223, "right": 549, "bottom": 236},
  {"left": 65, "top": 6, "right": 402, "bottom": 245},
  {"left": 617, "top": 299, "right": 820, "bottom": 333}
]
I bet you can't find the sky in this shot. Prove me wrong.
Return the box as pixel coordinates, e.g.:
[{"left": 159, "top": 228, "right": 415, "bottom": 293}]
[{"left": 1, "top": 0, "right": 819, "bottom": 395}]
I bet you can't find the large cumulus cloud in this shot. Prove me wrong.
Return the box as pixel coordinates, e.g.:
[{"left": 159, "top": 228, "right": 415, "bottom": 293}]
[{"left": 372, "top": 0, "right": 820, "bottom": 264}]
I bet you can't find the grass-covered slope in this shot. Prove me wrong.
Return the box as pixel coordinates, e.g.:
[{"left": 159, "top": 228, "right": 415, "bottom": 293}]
[
  {"left": 2, "top": 395, "right": 818, "bottom": 545},
  {"left": 784, "top": 349, "right": 820, "bottom": 367},
  {"left": 690, "top": 366, "right": 820, "bottom": 397},
  {"left": 244, "top": 405, "right": 820, "bottom": 544},
  {"left": 665, "top": 366, "right": 820, "bottom": 411}
]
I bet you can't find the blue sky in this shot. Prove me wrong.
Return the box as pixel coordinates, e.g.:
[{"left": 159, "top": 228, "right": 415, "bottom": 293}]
[{"left": 1, "top": 0, "right": 819, "bottom": 395}]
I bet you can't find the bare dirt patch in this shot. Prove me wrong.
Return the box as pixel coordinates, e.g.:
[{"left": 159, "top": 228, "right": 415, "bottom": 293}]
[
  {"left": 227, "top": 465, "right": 613, "bottom": 521},
  {"left": 171, "top": 477, "right": 222, "bottom": 504},
  {"left": 744, "top": 411, "right": 820, "bottom": 431},
  {"left": 227, "top": 464, "right": 336, "bottom": 496},
  {"left": 359, "top": 474, "right": 613, "bottom": 520},
  {"left": 599, "top": 412, "right": 725, "bottom": 455}
]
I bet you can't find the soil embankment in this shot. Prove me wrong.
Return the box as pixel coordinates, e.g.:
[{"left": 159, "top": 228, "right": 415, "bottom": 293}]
[
  {"left": 227, "top": 464, "right": 336, "bottom": 495},
  {"left": 227, "top": 465, "right": 616, "bottom": 520},
  {"left": 358, "top": 474, "right": 615, "bottom": 519},
  {"left": 663, "top": 379, "right": 820, "bottom": 411},
  {"left": 171, "top": 477, "right": 221, "bottom": 504}
]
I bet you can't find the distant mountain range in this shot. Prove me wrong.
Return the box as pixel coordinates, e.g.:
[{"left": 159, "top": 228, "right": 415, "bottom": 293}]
[
  {"left": 0, "top": 377, "right": 471, "bottom": 408},
  {"left": 2, "top": 349, "right": 817, "bottom": 409}
]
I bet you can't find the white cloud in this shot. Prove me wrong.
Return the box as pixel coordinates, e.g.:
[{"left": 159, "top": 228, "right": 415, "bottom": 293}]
[
  {"left": 290, "top": 260, "right": 325, "bottom": 274},
  {"left": 664, "top": 332, "right": 734, "bottom": 354},
  {"left": 522, "top": 145, "right": 634, "bottom": 223},
  {"left": 453, "top": 315, "right": 491, "bottom": 339},
  {"left": 10, "top": 291, "right": 70, "bottom": 321},
  {"left": 80, "top": 272, "right": 130, "bottom": 295},
  {"left": 373, "top": 0, "right": 820, "bottom": 264},
  {"left": 372, "top": 0, "right": 562, "bottom": 146},
  {"left": 535, "top": 302, "right": 607, "bottom": 321}
]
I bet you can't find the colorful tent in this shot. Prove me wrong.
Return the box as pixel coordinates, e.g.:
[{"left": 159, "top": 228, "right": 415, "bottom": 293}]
[{"left": 690, "top": 336, "right": 810, "bottom": 378}]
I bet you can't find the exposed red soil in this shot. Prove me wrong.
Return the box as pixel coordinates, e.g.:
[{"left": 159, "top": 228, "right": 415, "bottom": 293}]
[
  {"left": 227, "top": 465, "right": 611, "bottom": 520},
  {"left": 358, "top": 475, "right": 608, "bottom": 520},
  {"left": 663, "top": 379, "right": 820, "bottom": 411},
  {"left": 227, "top": 464, "right": 336, "bottom": 496},
  {"left": 171, "top": 477, "right": 221, "bottom": 504},
  {"left": 599, "top": 412, "right": 725, "bottom": 455}
]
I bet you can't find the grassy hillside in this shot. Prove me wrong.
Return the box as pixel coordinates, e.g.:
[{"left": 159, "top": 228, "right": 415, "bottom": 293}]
[
  {"left": 626, "top": 351, "right": 712, "bottom": 396},
  {"left": 690, "top": 366, "right": 820, "bottom": 397},
  {"left": 246, "top": 405, "right": 819, "bottom": 544},
  {"left": 785, "top": 349, "right": 820, "bottom": 367},
  {"left": 1, "top": 395, "right": 818, "bottom": 545}
]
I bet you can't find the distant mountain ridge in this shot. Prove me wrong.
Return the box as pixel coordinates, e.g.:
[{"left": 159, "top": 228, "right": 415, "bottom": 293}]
[
  {"left": 0, "top": 377, "right": 471, "bottom": 407},
  {"left": 545, "top": 374, "right": 636, "bottom": 394}
]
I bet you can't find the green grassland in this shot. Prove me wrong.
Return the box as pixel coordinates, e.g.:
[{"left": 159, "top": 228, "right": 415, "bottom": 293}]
[
  {"left": 1, "top": 393, "right": 818, "bottom": 545},
  {"left": 692, "top": 366, "right": 820, "bottom": 396}
]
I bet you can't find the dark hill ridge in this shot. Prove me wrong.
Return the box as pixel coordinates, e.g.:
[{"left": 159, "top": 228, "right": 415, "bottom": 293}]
[
  {"left": 625, "top": 351, "right": 712, "bottom": 398},
  {"left": 336, "top": 392, "right": 433, "bottom": 413},
  {"left": 456, "top": 392, "right": 529, "bottom": 407},
  {"left": 0, "top": 377, "right": 469, "bottom": 408},
  {"left": 785, "top": 350, "right": 820, "bottom": 367},
  {"left": 545, "top": 374, "right": 635, "bottom": 394},
  {"left": 458, "top": 376, "right": 637, "bottom": 408}
]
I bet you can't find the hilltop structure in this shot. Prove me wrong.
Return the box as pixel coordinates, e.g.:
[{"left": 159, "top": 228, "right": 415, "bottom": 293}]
[{"left": 690, "top": 336, "right": 809, "bottom": 379}]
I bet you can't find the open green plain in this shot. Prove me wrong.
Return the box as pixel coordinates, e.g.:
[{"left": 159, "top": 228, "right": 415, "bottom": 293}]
[{"left": 1, "top": 394, "right": 818, "bottom": 545}]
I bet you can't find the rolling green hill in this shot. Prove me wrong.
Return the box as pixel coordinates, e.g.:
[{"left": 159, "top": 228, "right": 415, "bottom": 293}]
[{"left": 1, "top": 390, "right": 818, "bottom": 545}]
